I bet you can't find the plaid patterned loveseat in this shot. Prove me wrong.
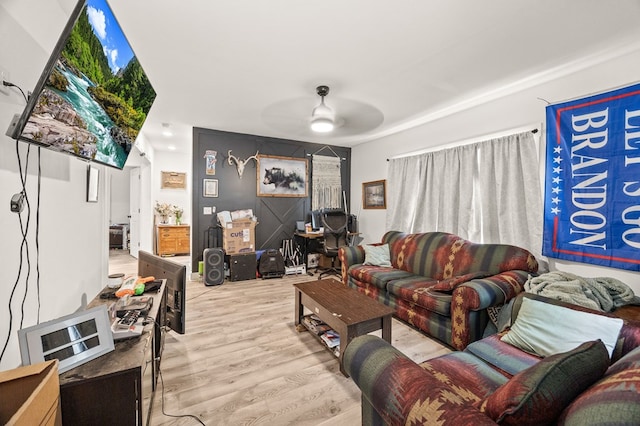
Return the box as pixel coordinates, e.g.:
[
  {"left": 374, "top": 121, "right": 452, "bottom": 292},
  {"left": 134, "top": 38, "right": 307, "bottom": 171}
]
[
  {"left": 338, "top": 231, "right": 538, "bottom": 350},
  {"left": 343, "top": 293, "right": 640, "bottom": 425}
]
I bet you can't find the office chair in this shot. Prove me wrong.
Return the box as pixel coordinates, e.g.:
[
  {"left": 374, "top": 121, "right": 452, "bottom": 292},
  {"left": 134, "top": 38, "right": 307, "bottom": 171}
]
[{"left": 318, "top": 209, "right": 348, "bottom": 280}]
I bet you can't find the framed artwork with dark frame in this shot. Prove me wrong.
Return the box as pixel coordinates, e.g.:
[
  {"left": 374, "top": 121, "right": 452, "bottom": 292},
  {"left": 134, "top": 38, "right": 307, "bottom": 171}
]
[
  {"left": 203, "top": 179, "right": 219, "bottom": 197},
  {"left": 257, "top": 154, "right": 308, "bottom": 197},
  {"left": 362, "top": 179, "right": 386, "bottom": 209}
]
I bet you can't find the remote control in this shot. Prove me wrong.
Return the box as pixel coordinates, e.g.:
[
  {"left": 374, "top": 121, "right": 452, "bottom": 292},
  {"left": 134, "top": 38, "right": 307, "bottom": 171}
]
[{"left": 115, "top": 310, "right": 140, "bottom": 329}]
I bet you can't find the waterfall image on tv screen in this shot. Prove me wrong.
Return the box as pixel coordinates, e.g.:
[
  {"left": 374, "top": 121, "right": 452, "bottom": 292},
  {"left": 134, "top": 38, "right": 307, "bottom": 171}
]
[{"left": 16, "top": 0, "right": 156, "bottom": 169}]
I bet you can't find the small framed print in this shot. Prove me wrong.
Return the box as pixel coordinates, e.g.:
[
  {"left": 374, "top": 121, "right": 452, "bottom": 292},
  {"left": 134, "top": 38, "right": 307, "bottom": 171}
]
[
  {"left": 161, "top": 171, "right": 187, "bottom": 189},
  {"left": 362, "top": 179, "right": 386, "bottom": 209},
  {"left": 203, "top": 179, "right": 218, "bottom": 197}
]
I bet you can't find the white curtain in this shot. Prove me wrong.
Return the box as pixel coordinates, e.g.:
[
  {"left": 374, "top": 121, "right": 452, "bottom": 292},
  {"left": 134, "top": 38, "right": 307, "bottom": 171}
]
[
  {"left": 475, "top": 132, "right": 542, "bottom": 251},
  {"left": 312, "top": 155, "right": 342, "bottom": 210},
  {"left": 386, "top": 144, "right": 476, "bottom": 235},
  {"left": 386, "top": 131, "right": 542, "bottom": 255}
]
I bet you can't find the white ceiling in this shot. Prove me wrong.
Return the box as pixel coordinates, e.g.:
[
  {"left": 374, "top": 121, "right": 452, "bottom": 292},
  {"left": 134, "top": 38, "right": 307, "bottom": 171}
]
[{"left": 103, "top": 0, "right": 640, "bottom": 153}]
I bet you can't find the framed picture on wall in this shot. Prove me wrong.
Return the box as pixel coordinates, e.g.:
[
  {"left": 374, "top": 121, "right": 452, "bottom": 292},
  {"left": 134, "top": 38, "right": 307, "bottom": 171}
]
[
  {"left": 257, "top": 154, "right": 308, "bottom": 197},
  {"left": 86, "top": 165, "right": 99, "bottom": 203},
  {"left": 203, "top": 179, "right": 218, "bottom": 197},
  {"left": 362, "top": 179, "right": 386, "bottom": 209},
  {"left": 161, "top": 171, "right": 187, "bottom": 189}
]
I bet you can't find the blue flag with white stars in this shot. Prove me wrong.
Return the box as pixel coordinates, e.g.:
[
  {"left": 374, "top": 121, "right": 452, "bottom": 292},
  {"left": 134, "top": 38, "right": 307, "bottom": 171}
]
[{"left": 543, "top": 83, "right": 640, "bottom": 271}]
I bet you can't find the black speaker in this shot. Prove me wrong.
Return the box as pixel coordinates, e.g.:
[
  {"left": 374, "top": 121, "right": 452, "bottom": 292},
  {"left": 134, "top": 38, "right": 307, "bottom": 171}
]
[
  {"left": 229, "top": 252, "right": 257, "bottom": 282},
  {"left": 203, "top": 248, "right": 225, "bottom": 286}
]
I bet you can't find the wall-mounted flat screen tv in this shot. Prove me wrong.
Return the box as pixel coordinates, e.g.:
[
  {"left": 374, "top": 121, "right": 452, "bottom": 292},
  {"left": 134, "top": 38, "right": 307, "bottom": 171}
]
[{"left": 6, "top": 0, "right": 156, "bottom": 169}]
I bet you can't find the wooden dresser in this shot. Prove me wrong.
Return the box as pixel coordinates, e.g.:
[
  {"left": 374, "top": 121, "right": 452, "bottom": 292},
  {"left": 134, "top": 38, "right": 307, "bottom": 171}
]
[{"left": 156, "top": 224, "right": 190, "bottom": 256}]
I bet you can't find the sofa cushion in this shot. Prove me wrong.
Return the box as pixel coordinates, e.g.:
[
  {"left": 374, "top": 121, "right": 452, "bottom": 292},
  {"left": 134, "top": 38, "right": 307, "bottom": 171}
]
[
  {"left": 465, "top": 334, "right": 540, "bottom": 377},
  {"left": 501, "top": 297, "right": 623, "bottom": 357},
  {"left": 348, "top": 265, "right": 415, "bottom": 290},
  {"left": 363, "top": 243, "right": 392, "bottom": 267},
  {"left": 386, "top": 278, "right": 450, "bottom": 315},
  {"left": 382, "top": 231, "right": 538, "bottom": 278},
  {"left": 431, "top": 271, "right": 491, "bottom": 292},
  {"left": 479, "top": 340, "right": 609, "bottom": 425},
  {"left": 420, "top": 351, "right": 509, "bottom": 400},
  {"left": 558, "top": 345, "right": 640, "bottom": 425}
]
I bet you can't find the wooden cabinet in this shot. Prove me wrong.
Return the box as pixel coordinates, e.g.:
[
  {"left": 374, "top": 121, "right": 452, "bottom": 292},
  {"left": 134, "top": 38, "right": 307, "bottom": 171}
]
[
  {"left": 110, "top": 224, "right": 129, "bottom": 249},
  {"left": 59, "top": 282, "right": 167, "bottom": 425},
  {"left": 156, "top": 224, "right": 190, "bottom": 256}
]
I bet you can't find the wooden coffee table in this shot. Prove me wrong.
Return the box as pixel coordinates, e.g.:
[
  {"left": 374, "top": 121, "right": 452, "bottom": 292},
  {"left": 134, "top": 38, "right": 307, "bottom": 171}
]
[{"left": 294, "top": 278, "right": 395, "bottom": 376}]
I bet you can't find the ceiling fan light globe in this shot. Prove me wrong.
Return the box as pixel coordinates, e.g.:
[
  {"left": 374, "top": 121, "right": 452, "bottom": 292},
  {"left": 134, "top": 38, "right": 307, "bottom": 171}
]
[
  {"left": 311, "top": 117, "right": 334, "bottom": 133},
  {"left": 312, "top": 101, "right": 333, "bottom": 118}
]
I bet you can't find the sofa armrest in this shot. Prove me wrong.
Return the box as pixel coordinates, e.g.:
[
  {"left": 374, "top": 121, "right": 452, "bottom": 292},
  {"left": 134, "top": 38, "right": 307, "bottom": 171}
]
[
  {"left": 448, "top": 270, "right": 531, "bottom": 350},
  {"left": 455, "top": 270, "right": 532, "bottom": 311},
  {"left": 338, "top": 245, "right": 365, "bottom": 285},
  {"left": 343, "top": 335, "right": 496, "bottom": 426}
]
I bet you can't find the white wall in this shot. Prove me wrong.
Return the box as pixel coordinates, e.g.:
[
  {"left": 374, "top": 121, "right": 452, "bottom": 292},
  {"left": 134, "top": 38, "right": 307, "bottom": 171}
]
[
  {"left": 149, "top": 151, "right": 192, "bottom": 260},
  {"left": 352, "top": 47, "right": 640, "bottom": 294},
  {"left": 151, "top": 150, "right": 192, "bottom": 225},
  {"left": 0, "top": 0, "right": 108, "bottom": 370}
]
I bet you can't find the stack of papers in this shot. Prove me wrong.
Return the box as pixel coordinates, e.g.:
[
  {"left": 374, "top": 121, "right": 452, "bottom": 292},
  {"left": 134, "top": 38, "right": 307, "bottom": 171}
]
[
  {"left": 320, "top": 330, "right": 340, "bottom": 348},
  {"left": 217, "top": 209, "right": 256, "bottom": 227}
]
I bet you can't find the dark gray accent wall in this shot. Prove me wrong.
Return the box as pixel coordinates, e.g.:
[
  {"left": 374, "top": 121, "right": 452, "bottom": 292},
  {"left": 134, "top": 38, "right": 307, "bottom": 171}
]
[{"left": 191, "top": 127, "right": 351, "bottom": 272}]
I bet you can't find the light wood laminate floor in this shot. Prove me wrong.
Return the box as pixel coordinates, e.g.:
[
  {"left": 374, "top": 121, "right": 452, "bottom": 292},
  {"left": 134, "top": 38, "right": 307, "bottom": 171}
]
[{"left": 109, "top": 250, "right": 451, "bottom": 425}]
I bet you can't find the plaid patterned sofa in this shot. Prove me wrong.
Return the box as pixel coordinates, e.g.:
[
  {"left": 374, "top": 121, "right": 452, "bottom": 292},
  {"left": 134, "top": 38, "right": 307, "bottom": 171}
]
[
  {"left": 343, "top": 293, "right": 640, "bottom": 425},
  {"left": 339, "top": 231, "right": 538, "bottom": 350}
]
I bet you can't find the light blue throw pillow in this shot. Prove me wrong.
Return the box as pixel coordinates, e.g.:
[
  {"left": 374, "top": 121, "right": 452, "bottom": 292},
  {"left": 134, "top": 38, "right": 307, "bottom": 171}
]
[
  {"left": 501, "top": 297, "right": 623, "bottom": 358},
  {"left": 363, "top": 244, "right": 391, "bottom": 267}
]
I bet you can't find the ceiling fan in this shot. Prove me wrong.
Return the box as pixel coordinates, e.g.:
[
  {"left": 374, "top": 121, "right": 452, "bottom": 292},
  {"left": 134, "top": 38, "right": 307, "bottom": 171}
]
[{"left": 261, "top": 84, "right": 384, "bottom": 139}]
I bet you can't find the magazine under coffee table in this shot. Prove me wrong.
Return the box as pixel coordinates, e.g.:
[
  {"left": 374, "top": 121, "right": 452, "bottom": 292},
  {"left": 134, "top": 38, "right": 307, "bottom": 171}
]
[{"left": 294, "top": 278, "right": 395, "bottom": 376}]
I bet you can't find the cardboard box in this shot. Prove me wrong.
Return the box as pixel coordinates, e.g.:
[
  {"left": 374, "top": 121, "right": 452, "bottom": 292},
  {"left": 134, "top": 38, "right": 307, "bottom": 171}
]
[
  {"left": 319, "top": 254, "right": 340, "bottom": 269},
  {"left": 222, "top": 219, "right": 257, "bottom": 254},
  {"left": 0, "top": 359, "right": 62, "bottom": 425}
]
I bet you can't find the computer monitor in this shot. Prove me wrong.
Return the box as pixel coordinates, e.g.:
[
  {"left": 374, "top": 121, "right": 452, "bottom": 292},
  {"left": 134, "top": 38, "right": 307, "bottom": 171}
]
[
  {"left": 138, "top": 251, "right": 186, "bottom": 335},
  {"left": 311, "top": 209, "right": 350, "bottom": 231},
  {"left": 310, "top": 210, "right": 323, "bottom": 231}
]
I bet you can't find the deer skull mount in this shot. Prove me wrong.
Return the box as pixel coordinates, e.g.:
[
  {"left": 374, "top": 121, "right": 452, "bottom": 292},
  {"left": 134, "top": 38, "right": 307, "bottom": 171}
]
[{"left": 227, "top": 150, "right": 259, "bottom": 179}]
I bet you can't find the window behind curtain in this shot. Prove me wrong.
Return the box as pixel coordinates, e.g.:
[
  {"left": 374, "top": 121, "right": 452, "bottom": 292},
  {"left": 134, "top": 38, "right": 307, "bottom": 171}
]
[{"left": 386, "top": 131, "right": 542, "bottom": 256}]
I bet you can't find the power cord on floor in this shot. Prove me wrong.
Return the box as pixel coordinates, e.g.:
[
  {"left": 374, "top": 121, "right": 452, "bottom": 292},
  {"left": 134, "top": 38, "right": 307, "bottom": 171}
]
[
  {"left": 151, "top": 317, "right": 206, "bottom": 425},
  {"left": 158, "top": 368, "right": 206, "bottom": 425}
]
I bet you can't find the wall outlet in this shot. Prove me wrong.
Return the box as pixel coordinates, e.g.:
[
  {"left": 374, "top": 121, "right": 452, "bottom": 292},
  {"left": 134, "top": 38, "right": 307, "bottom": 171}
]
[{"left": 203, "top": 207, "right": 212, "bottom": 215}]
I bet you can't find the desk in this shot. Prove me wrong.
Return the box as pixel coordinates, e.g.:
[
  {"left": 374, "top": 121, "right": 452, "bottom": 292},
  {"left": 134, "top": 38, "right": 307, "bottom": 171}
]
[
  {"left": 294, "top": 232, "right": 323, "bottom": 270},
  {"left": 294, "top": 232, "right": 360, "bottom": 270},
  {"left": 59, "top": 281, "right": 166, "bottom": 426}
]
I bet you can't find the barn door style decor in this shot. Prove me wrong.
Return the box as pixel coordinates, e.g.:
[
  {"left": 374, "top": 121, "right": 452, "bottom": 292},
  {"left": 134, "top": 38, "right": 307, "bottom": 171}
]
[
  {"left": 543, "top": 82, "right": 640, "bottom": 271},
  {"left": 257, "top": 154, "right": 308, "bottom": 197}
]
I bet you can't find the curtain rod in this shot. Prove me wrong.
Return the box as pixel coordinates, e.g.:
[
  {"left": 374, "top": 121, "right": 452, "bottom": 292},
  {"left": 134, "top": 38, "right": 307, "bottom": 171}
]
[
  {"left": 306, "top": 145, "right": 346, "bottom": 160},
  {"left": 386, "top": 128, "right": 539, "bottom": 161}
]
